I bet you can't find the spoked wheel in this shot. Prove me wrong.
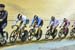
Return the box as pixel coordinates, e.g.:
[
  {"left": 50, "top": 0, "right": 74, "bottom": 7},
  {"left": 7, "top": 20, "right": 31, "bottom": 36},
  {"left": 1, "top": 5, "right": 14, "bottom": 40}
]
[
  {"left": 52, "top": 29, "right": 57, "bottom": 39},
  {"left": 58, "top": 28, "right": 69, "bottom": 39},
  {"left": 70, "top": 28, "right": 75, "bottom": 37},
  {"left": 45, "top": 30, "right": 51, "bottom": 39},
  {"left": 28, "top": 29, "right": 34, "bottom": 41},
  {"left": 58, "top": 29, "right": 64, "bottom": 38},
  {"left": 9, "top": 30, "right": 17, "bottom": 43},
  {"left": 35, "top": 29, "right": 42, "bottom": 40},
  {"left": 20, "top": 30, "right": 29, "bottom": 42}
]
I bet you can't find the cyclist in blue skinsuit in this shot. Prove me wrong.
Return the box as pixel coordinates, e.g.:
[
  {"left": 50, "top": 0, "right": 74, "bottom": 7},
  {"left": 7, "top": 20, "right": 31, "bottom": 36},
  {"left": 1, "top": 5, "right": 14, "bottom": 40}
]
[{"left": 30, "top": 15, "right": 43, "bottom": 29}]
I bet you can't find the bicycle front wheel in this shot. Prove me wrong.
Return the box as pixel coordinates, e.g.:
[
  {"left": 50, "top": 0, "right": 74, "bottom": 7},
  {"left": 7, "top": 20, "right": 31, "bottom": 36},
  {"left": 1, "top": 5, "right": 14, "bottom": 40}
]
[{"left": 9, "top": 30, "right": 17, "bottom": 43}]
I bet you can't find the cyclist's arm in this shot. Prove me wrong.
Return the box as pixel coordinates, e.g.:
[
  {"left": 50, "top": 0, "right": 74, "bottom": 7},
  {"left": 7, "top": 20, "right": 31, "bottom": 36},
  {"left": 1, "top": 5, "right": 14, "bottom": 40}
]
[
  {"left": 20, "top": 19, "right": 26, "bottom": 29},
  {"left": 49, "top": 20, "right": 54, "bottom": 27},
  {"left": 0, "top": 11, "right": 8, "bottom": 21},
  {"left": 13, "top": 19, "right": 19, "bottom": 25},
  {"left": 49, "top": 20, "right": 51, "bottom": 26},
  {"left": 2, "top": 11, "right": 8, "bottom": 20},
  {"left": 31, "top": 19, "right": 34, "bottom": 26}
]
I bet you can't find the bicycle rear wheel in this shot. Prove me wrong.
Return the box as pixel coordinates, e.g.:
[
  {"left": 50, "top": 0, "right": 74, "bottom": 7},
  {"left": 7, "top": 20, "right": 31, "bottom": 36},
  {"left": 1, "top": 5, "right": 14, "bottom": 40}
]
[
  {"left": 20, "top": 30, "right": 29, "bottom": 42},
  {"left": 70, "top": 28, "right": 75, "bottom": 37},
  {"left": 36, "top": 29, "right": 42, "bottom": 40},
  {"left": 58, "top": 29, "right": 64, "bottom": 38},
  {"left": 52, "top": 29, "right": 57, "bottom": 39},
  {"left": 45, "top": 30, "right": 51, "bottom": 39}
]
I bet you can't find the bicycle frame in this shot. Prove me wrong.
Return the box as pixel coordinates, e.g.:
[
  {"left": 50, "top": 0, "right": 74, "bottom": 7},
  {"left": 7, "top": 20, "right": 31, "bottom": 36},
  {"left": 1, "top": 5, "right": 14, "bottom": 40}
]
[{"left": 12, "top": 25, "right": 21, "bottom": 37}]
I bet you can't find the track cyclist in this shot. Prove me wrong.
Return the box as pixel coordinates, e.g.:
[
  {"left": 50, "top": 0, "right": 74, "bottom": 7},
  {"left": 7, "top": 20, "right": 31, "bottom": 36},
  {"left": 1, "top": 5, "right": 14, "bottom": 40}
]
[
  {"left": 47, "top": 16, "right": 59, "bottom": 33},
  {"left": 12, "top": 13, "right": 29, "bottom": 30},
  {"left": 30, "top": 15, "right": 43, "bottom": 31},
  {"left": 60, "top": 18, "right": 70, "bottom": 33}
]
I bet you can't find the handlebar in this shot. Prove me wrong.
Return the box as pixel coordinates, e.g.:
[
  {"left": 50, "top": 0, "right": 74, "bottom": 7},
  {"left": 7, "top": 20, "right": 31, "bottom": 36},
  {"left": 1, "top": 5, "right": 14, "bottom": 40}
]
[{"left": 12, "top": 25, "right": 20, "bottom": 29}]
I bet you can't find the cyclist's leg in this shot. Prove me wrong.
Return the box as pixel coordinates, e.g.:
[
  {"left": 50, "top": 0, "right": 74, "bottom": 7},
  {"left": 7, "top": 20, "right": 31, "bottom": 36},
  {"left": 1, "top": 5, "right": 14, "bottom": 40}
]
[
  {"left": 35, "top": 20, "right": 43, "bottom": 37},
  {"left": 19, "top": 21, "right": 23, "bottom": 27},
  {"left": 35, "top": 20, "right": 43, "bottom": 35},
  {"left": 65, "top": 25, "right": 69, "bottom": 33},
  {"left": 63, "top": 26, "right": 67, "bottom": 34},
  {"left": 53, "top": 26, "right": 57, "bottom": 34},
  {"left": 0, "top": 27, "right": 3, "bottom": 37},
  {"left": 50, "top": 25, "right": 53, "bottom": 33},
  {"left": 1, "top": 22, "right": 7, "bottom": 37},
  {"left": 22, "top": 19, "right": 29, "bottom": 30},
  {"left": 22, "top": 24, "right": 26, "bottom": 30},
  {"left": 0, "top": 22, "right": 2, "bottom": 36},
  {"left": 53, "top": 24, "right": 59, "bottom": 32},
  {"left": 19, "top": 21, "right": 24, "bottom": 32},
  {"left": 24, "top": 19, "right": 30, "bottom": 28},
  {"left": 62, "top": 25, "right": 65, "bottom": 33},
  {"left": 20, "top": 19, "right": 29, "bottom": 30}
]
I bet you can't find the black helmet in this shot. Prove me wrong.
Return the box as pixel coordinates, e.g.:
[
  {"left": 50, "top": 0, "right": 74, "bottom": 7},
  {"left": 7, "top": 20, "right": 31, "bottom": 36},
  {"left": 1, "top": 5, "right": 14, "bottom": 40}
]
[
  {"left": 0, "top": 4, "right": 5, "bottom": 8},
  {"left": 34, "top": 15, "right": 38, "bottom": 20},
  {"left": 17, "top": 13, "right": 22, "bottom": 20},
  {"left": 51, "top": 16, "right": 55, "bottom": 21}
]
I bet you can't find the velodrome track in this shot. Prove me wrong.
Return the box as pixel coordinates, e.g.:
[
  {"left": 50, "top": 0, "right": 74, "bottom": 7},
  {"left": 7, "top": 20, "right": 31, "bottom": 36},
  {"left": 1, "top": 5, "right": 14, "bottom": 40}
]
[
  {"left": 0, "top": 0, "right": 75, "bottom": 50},
  {"left": 2, "top": 39, "right": 75, "bottom": 50}
]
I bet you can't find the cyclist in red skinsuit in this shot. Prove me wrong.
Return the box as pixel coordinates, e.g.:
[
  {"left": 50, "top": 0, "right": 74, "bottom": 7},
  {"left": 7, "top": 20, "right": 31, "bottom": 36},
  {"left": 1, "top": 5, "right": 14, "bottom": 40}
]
[{"left": 60, "top": 18, "right": 70, "bottom": 33}]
